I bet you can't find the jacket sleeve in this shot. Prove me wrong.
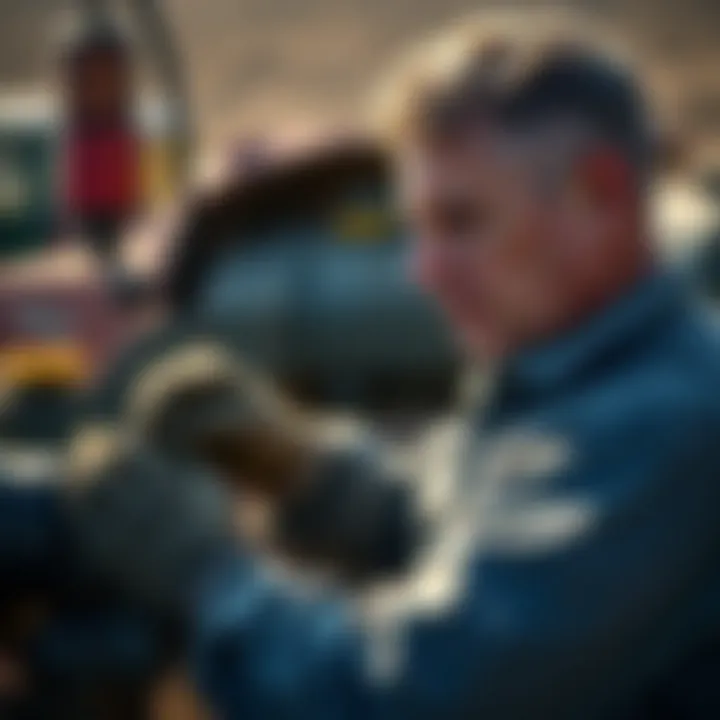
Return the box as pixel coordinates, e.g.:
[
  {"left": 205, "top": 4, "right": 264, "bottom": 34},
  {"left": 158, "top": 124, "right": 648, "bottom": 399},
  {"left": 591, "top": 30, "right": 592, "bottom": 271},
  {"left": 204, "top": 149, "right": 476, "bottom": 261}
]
[{"left": 190, "top": 399, "right": 720, "bottom": 720}]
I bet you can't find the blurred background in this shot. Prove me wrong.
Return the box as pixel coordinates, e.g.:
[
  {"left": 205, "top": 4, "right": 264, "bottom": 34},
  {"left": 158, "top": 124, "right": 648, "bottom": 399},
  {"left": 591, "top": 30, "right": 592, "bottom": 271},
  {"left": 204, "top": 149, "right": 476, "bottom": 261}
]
[
  {"left": 2, "top": 0, "right": 719, "bottom": 159},
  {"left": 0, "top": 1, "right": 717, "bottom": 718},
  {"left": 0, "top": 0, "right": 717, "bottom": 436}
]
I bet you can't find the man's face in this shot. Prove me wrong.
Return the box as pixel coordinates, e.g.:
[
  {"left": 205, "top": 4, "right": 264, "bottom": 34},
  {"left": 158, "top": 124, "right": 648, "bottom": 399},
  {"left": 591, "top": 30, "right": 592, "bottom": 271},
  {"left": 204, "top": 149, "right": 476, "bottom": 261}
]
[{"left": 398, "top": 128, "right": 609, "bottom": 359}]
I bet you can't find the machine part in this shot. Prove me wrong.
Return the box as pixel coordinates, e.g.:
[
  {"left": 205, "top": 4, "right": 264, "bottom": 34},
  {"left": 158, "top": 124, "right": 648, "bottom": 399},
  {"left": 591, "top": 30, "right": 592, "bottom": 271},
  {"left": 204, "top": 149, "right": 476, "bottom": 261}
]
[{"left": 127, "top": 0, "right": 193, "bottom": 189}]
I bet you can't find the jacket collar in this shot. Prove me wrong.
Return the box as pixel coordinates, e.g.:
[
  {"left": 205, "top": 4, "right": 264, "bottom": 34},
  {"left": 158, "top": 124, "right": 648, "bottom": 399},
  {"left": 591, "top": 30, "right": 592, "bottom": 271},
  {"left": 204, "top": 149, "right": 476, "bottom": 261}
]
[{"left": 503, "top": 269, "right": 684, "bottom": 392}]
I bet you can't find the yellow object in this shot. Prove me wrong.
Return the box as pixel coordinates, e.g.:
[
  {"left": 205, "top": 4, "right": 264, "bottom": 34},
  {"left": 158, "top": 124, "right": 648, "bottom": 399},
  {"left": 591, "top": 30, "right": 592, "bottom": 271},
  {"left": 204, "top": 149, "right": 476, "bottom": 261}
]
[
  {"left": 142, "top": 137, "right": 177, "bottom": 205},
  {"left": 332, "top": 206, "right": 396, "bottom": 243},
  {"left": 0, "top": 343, "right": 90, "bottom": 387}
]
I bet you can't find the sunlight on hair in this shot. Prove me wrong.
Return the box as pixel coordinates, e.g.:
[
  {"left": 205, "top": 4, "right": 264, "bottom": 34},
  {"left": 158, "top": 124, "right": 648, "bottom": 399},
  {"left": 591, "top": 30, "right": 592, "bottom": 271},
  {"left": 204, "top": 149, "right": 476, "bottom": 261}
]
[{"left": 370, "top": 8, "right": 637, "bottom": 148}]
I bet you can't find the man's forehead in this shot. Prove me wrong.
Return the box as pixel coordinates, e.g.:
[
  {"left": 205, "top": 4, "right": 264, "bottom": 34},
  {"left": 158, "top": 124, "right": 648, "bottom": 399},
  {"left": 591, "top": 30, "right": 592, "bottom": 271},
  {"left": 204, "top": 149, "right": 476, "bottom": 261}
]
[{"left": 395, "top": 128, "right": 524, "bottom": 200}]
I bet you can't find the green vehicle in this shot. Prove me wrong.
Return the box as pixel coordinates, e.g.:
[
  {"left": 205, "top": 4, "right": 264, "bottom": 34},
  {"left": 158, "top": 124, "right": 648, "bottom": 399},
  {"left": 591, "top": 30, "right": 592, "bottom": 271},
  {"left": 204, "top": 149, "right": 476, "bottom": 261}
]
[
  {"left": 0, "top": 91, "right": 185, "bottom": 261},
  {"left": 0, "top": 95, "right": 58, "bottom": 259}
]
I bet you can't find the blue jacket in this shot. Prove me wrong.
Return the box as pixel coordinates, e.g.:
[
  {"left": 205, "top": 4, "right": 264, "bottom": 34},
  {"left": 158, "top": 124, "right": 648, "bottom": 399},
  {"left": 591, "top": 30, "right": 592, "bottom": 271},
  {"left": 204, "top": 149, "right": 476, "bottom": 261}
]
[{"left": 190, "top": 271, "right": 720, "bottom": 719}]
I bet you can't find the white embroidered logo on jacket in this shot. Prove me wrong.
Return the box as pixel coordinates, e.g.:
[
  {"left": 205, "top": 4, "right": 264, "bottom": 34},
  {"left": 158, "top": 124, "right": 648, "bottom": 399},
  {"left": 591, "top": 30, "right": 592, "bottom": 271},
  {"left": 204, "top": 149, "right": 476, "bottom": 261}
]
[{"left": 362, "top": 426, "right": 592, "bottom": 683}]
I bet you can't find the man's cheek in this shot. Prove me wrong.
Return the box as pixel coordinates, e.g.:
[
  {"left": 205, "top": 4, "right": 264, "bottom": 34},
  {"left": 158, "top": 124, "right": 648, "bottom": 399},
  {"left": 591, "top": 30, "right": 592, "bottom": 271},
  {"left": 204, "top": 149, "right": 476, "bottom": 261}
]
[
  {"left": 433, "top": 265, "right": 490, "bottom": 332},
  {"left": 473, "top": 249, "right": 545, "bottom": 332},
  {"left": 425, "top": 244, "right": 478, "bottom": 301},
  {"left": 474, "top": 245, "right": 521, "bottom": 302}
]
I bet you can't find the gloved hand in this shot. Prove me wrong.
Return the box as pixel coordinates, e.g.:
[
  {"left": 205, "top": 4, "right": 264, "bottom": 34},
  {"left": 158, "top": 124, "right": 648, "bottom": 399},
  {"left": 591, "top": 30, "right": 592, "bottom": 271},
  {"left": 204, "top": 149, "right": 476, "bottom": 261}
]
[
  {"left": 65, "top": 439, "right": 240, "bottom": 620},
  {"left": 117, "top": 341, "right": 318, "bottom": 499}
]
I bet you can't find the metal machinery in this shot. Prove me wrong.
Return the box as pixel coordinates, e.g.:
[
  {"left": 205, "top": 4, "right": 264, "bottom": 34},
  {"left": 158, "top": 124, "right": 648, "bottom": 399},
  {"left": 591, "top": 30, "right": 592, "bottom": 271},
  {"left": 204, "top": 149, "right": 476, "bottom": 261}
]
[
  {"left": 164, "top": 136, "right": 458, "bottom": 408},
  {"left": 0, "top": 0, "right": 191, "bottom": 441}
]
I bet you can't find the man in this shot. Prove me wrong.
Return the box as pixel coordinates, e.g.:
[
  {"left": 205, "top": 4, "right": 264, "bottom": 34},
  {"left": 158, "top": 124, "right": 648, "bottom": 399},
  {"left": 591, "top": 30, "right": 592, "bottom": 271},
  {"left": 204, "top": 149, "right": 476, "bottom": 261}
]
[
  {"left": 67, "top": 17, "right": 720, "bottom": 719},
  {"left": 60, "top": 21, "right": 141, "bottom": 266}
]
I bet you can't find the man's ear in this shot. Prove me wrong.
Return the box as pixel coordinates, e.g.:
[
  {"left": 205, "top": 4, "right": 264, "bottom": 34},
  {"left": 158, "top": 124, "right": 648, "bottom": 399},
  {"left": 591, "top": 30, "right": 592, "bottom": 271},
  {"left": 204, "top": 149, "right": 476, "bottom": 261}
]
[{"left": 574, "top": 146, "right": 637, "bottom": 211}]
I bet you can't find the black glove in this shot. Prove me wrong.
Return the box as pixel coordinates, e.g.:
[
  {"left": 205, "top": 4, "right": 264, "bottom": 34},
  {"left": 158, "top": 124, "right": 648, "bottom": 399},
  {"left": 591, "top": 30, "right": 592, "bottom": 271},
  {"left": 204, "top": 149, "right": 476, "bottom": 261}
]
[
  {"left": 65, "top": 442, "right": 239, "bottom": 620},
  {"left": 81, "top": 331, "right": 317, "bottom": 499},
  {"left": 123, "top": 341, "right": 316, "bottom": 498}
]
